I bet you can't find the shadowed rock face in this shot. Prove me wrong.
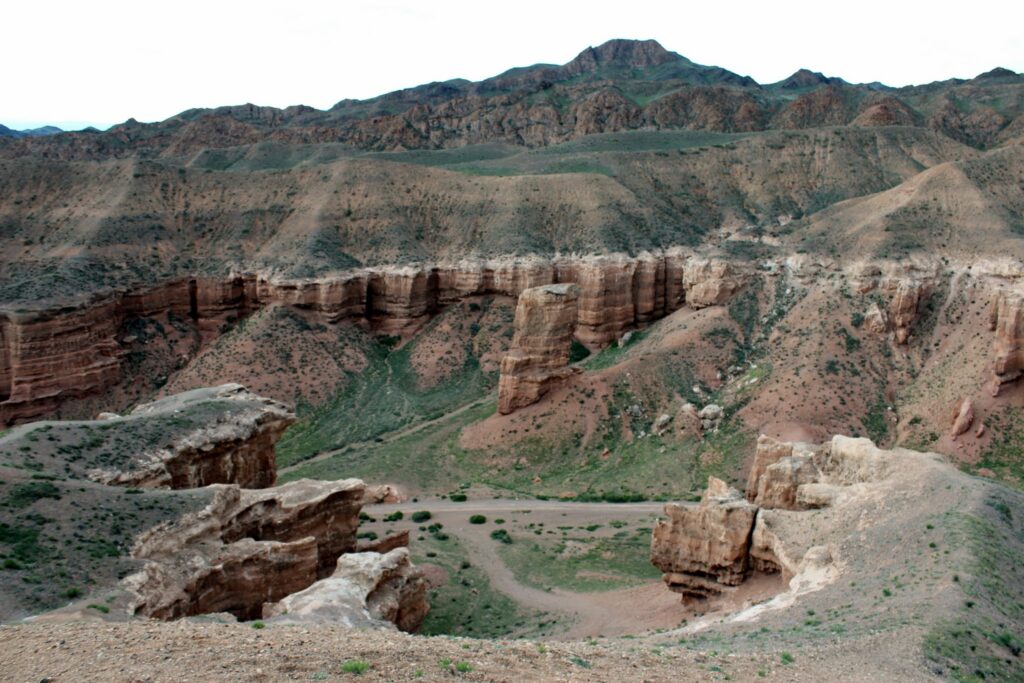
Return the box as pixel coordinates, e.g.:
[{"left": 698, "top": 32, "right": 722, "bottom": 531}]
[
  {"left": 127, "top": 479, "right": 365, "bottom": 621},
  {"left": 989, "top": 289, "right": 1024, "bottom": 392},
  {"left": 498, "top": 283, "right": 580, "bottom": 414}
]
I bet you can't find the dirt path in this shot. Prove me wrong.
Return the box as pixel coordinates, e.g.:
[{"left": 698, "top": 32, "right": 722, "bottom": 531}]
[{"left": 368, "top": 499, "right": 688, "bottom": 639}]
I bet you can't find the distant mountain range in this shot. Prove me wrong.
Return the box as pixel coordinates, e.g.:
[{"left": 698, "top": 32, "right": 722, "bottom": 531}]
[
  {"left": 0, "top": 123, "right": 63, "bottom": 138},
  {"left": 0, "top": 38, "right": 1019, "bottom": 161}
]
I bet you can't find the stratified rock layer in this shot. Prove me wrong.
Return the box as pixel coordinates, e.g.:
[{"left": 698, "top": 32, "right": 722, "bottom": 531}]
[
  {"left": 498, "top": 284, "right": 580, "bottom": 414},
  {"left": 651, "top": 434, "right": 927, "bottom": 601},
  {"left": 650, "top": 478, "right": 758, "bottom": 599},
  {"left": 89, "top": 384, "right": 294, "bottom": 489},
  {"left": 127, "top": 479, "right": 365, "bottom": 621},
  {"left": 0, "top": 252, "right": 749, "bottom": 426},
  {"left": 989, "top": 289, "right": 1024, "bottom": 392}
]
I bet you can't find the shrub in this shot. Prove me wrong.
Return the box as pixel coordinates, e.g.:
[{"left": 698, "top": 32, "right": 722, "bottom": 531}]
[
  {"left": 780, "top": 652, "right": 794, "bottom": 665},
  {"left": 411, "top": 511, "right": 432, "bottom": 523},
  {"left": 341, "top": 660, "right": 370, "bottom": 675},
  {"left": 64, "top": 587, "right": 82, "bottom": 599},
  {"left": 449, "top": 493, "right": 468, "bottom": 502},
  {"left": 490, "top": 529, "right": 512, "bottom": 544},
  {"left": 455, "top": 662, "right": 472, "bottom": 673},
  {"left": 87, "top": 604, "right": 110, "bottom": 614},
  {"left": 569, "top": 340, "right": 591, "bottom": 363},
  {"left": 384, "top": 511, "right": 404, "bottom": 522},
  {"left": 251, "top": 621, "right": 265, "bottom": 629},
  {"left": 469, "top": 515, "right": 486, "bottom": 525}
]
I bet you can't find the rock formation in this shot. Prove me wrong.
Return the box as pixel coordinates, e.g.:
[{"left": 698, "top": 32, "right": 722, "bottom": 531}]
[
  {"left": 950, "top": 398, "right": 975, "bottom": 439},
  {"left": 888, "top": 280, "right": 927, "bottom": 344},
  {"left": 0, "top": 251, "right": 748, "bottom": 426},
  {"left": 263, "top": 548, "right": 428, "bottom": 631},
  {"left": 87, "top": 384, "right": 294, "bottom": 489},
  {"left": 989, "top": 289, "right": 1024, "bottom": 393},
  {"left": 125, "top": 477, "right": 426, "bottom": 631},
  {"left": 683, "top": 259, "right": 744, "bottom": 308},
  {"left": 498, "top": 284, "right": 580, "bottom": 414},
  {"left": 650, "top": 478, "right": 758, "bottom": 599},
  {"left": 651, "top": 434, "right": 919, "bottom": 601}
]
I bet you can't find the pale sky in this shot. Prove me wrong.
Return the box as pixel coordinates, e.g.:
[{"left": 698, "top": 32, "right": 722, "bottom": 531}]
[{"left": 3, "top": 0, "right": 1022, "bottom": 131}]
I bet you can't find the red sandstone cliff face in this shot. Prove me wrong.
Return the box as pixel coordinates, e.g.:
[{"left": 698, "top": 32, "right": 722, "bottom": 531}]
[
  {"left": 0, "top": 252, "right": 747, "bottom": 425},
  {"left": 498, "top": 284, "right": 580, "bottom": 414},
  {"left": 989, "top": 289, "right": 1024, "bottom": 393}
]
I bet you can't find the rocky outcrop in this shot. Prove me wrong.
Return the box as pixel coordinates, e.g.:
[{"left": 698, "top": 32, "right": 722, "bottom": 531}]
[
  {"left": 498, "top": 284, "right": 580, "bottom": 414},
  {"left": 1, "top": 251, "right": 748, "bottom": 426},
  {"left": 989, "top": 289, "right": 1024, "bottom": 393},
  {"left": 652, "top": 434, "right": 918, "bottom": 601},
  {"left": 263, "top": 548, "right": 428, "bottom": 632},
  {"left": 128, "top": 479, "right": 362, "bottom": 619},
  {"left": 887, "top": 280, "right": 927, "bottom": 344},
  {"left": 650, "top": 477, "right": 758, "bottom": 600},
  {"left": 86, "top": 384, "right": 294, "bottom": 490},
  {"left": 950, "top": 398, "right": 975, "bottom": 439},
  {"left": 683, "top": 259, "right": 745, "bottom": 308}
]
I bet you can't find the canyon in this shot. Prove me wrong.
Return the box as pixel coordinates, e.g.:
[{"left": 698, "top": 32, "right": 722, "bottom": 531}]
[{"left": 0, "top": 35, "right": 1022, "bottom": 682}]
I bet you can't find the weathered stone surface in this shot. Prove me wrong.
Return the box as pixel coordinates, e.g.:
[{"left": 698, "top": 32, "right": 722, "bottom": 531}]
[
  {"left": 989, "top": 289, "right": 1024, "bottom": 393},
  {"left": 87, "top": 384, "right": 294, "bottom": 490},
  {"left": 263, "top": 548, "right": 428, "bottom": 632},
  {"left": 126, "top": 478, "right": 365, "bottom": 621},
  {"left": 950, "top": 397, "right": 975, "bottom": 439},
  {"left": 888, "top": 280, "right": 926, "bottom": 344},
  {"left": 498, "top": 284, "right": 580, "bottom": 414},
  {"left": 683, "top": 258, "right": 743, "bottom": 308},
  {"left": 746, "top": 435, "right": 793, "bottom": 501},
  {"left": 0, "top": 252, "right": 701, "bottom": 426},
  {"left": 650, "top": 477, "right": 758, "bottom": 600}
]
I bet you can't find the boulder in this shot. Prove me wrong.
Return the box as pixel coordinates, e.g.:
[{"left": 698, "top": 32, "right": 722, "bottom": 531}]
[{"left": 950, "top": 398, "right": 975, "bottom": 439}]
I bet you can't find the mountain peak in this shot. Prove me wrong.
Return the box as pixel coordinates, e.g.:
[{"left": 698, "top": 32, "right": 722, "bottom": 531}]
[
  {"left": 567, "top": 38, "right": 678, "bottom": 73},
  {"left": 775, "top": 68, "right": 843, "bottom": 90},
  {"left": 974, "top": 66, "right": 1019, "bottom": 81}
]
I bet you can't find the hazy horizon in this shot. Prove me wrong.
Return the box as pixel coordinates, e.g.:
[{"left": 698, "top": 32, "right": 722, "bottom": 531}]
[{"left": 3, "top": 0, "right": 1022, "bottom": 130}]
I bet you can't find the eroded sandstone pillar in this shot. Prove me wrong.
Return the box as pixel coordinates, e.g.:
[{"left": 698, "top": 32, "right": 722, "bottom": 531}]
[{"left": 497, "top": 283, "right": 580, "bottom": 414}]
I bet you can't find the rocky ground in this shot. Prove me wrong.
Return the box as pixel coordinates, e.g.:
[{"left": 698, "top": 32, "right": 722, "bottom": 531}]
[{"left": 0, "top": 620, "right": 936, "bottom": 682}]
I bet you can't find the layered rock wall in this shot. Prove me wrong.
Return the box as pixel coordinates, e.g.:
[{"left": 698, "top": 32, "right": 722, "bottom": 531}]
[
  {"left": 498, "top": 284, "right": 580, "bottom": 414},
  {"left": 989, "top": 289, "right": 1024, "bottom": 392},
  {"left": 86, "top": 384, "right": 294, "bottom": 490},
  {"left": 0, "top": 251, "right": 747, "bottom": 425}
]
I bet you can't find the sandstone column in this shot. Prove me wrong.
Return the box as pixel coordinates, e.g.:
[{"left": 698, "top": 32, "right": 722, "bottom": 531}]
[{"left": 497, "top": 283, "right": 580, "bottom": 414}]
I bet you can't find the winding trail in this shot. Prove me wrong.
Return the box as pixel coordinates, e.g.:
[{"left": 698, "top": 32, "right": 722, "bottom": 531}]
[{"left": 367, "top": 499, "right": 688, "bottom": 639}]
